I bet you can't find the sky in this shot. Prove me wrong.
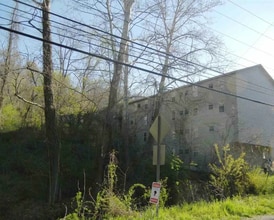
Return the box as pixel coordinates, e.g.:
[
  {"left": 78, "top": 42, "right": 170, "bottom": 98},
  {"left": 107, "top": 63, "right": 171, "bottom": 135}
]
[
  {"left": 210, "top": 0, "right": 274, "bottom": 77},
  {"left": 1, "top": 0, "right": 274, "bottom": 79}
]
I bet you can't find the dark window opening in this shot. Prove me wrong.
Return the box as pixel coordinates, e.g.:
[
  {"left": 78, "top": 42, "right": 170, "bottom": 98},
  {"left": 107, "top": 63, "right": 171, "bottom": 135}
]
[
  {"left": 172, "top": 111, "right": 175, "bottom": 120},
  {"left": 219, "top": 105, "right": 224, "bottom": 112},
  {"left": 144, "top": 132, "right": 147, "bottom": 142}
]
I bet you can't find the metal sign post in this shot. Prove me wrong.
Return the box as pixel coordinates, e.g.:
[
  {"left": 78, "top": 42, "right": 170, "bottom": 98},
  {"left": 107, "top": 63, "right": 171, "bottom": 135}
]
[
  {"left": 156, "top": 115, "right": 161, "bottom": 183},
  {"left": 149, "top": 114, "right": 170, "bottom": 218},
  {"left": 156, "top": 115, "right": 161, "bottom": 217}
]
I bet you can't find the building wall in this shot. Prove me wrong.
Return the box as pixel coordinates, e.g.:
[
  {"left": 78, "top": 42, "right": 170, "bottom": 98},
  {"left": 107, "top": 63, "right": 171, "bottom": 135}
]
[
  {"left": 127, "top": 65, "right": 274, "bottom": 170},
  {"left": 235, "top": 65, "right": 274, "bottom": 158}
]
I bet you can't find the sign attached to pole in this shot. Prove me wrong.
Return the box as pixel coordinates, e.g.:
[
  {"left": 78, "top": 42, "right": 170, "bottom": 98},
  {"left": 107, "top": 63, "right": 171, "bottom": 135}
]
[
  {"left": 149, "top": 114, "right": 170, "bottom": 143},
  {"left": 149, "top": 182, "right": 161, "bottom": 204},
  {"left": 153, "top": 145, "right": 165, "bottom": 165}
]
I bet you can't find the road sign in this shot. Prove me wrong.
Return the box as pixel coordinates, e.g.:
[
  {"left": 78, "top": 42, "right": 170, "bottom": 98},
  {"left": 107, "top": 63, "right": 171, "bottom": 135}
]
[
  {"left": 150, "top": 182, "right": 161, "bottom": 204},
  {"left": 153, "top": 145, "right": 165, "bottom": 165},
  {"left": 149, "top": 114, "right": 170, "bottom": 143}
]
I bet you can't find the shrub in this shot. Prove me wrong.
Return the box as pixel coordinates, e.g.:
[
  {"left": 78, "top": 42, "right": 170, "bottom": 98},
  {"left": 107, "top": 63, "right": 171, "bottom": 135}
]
[
  {"left": 62, "top": 150, "right": 149, "bottom": 219},
  {"left": 209, "top": 145, "right": 250, "bottom": 199},
  {"left": 248, "top": 168, "right": 274, "bottom": 195}
]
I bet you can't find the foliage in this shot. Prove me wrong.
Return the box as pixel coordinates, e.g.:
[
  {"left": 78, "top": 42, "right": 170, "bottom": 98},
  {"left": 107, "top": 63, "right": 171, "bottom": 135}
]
[
  {"left": 209, "top": 144, "right": 251, "bottom": 199},
  {"left": 247, "top": 168, "right": 274, "bottom": 195},
  {"left": 62, "top": 150, "right": 149, "bottom": 220},
  {"left": 110, "top": 194, "right": 274, "bottom": 220},
  {"left": 0, "top": 104, "right": 22, "bottom": 132}
]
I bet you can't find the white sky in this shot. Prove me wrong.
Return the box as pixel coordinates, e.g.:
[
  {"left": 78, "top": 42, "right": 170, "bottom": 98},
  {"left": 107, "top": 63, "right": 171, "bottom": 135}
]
[{"left": 210, "top": 0, "right": 274, "bottom": 78}]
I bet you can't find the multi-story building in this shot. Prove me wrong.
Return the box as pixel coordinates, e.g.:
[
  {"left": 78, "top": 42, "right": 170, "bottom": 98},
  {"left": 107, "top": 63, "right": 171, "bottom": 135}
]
[{"left": 127, "top": 65, "right": 274, "bottom": 171}]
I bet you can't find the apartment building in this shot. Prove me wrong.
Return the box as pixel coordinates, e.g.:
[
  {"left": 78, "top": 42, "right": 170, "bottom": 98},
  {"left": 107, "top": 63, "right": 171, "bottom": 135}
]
[{"left": 127, "top": 65, "right": 274, "bottom": 171}]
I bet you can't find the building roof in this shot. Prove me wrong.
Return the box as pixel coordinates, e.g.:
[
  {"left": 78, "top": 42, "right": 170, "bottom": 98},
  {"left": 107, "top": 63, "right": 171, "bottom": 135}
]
[{"left": 129, "top": 64, "right": 273, "bottom": 105}]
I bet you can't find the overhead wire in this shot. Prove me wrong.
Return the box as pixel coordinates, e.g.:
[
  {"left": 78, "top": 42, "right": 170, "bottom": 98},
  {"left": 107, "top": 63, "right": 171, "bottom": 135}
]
[
  {"left": 1, "top": 1, "right": 274, "bottom": 99},
  {"left": 8, "top": 0, "right": 274, "bottom": 78},
  {"left": 1, "top": 0, "right": 274, "bottom": 105},
  {"left": 227, "top": 0, "right": 274, "bottom": 27},
  {"left": 44, "top": 0, "right": 274, "bottom": 95},
  {"left": 66, "top": 0, "right": 274, "bottom": 74},
  {"left": 1, "top": 24, "right": 274, "bottom": 108},
  {"left": 3, "top": 0, "right": 274, "bottom": 97}
]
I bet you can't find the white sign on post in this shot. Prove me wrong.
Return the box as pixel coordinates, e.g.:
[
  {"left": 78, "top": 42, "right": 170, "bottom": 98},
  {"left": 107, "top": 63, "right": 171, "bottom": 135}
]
[{"left": 149, "top": 182, "right": 161, "bottom": 204}]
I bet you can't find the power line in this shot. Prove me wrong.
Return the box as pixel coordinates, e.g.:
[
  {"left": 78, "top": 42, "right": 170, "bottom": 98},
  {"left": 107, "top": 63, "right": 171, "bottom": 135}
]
[
  {"left": 1, "top": 24, "right": 274, "bottom": 108},
  {"left": 7, "top": 0, "right": 274, "bottom": 76},
  {"left": 227, "top": 0, "right": 274, "bottom": 27},
  {"left": 3, "top": 0, "right": 274, "bottom": 99},
  {"left": 64, "top": 0, "right": 274, "bottom": 73},
  {"left": 2, "top": 0, "right": 274, "bottom": 98},
  {"left": 213, "top": 9, "right": 274, "bottom": 43},
  {"left": 1, "top": 1, "right": 274, "bottom": 99}
]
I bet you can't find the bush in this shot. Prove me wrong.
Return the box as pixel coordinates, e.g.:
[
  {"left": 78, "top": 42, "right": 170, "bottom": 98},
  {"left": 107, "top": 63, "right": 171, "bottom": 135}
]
[
  {"left": 209, "top": 145, "right": 250, "bottom": 199},
  {"left": 62, "top": 150, "right": 149, "bottom": 219},
  {"left": 248, "top": 168, "right": 274, "bottom": 195}
]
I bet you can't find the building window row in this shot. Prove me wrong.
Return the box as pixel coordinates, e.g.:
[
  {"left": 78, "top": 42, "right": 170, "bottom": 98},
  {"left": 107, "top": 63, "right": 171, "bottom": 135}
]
[
  {"left": 174, "top": 104, "right": 224, "bottom": 119},
  {"left": 208, "top": 104, "right": 225, "bottom": 112}
]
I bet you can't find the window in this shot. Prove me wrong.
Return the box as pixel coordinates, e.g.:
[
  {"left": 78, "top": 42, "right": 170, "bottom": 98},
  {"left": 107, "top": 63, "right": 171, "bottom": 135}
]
[
  {"left": 172, "top": 111, "right": 175, "bottom": 120},
  {"left": 209, "top": 126, "right": 214, "bottom": 132},
  {"left": 144, "top": 104, "right": 148, "bottom": 109},
  {"left": 137, "top": 103, "right": 141, "bottom": 108},
  {"left": 219, "top": 105, "right": 224, "bottom": 112},
  {"left": 180, "top": 110, "right": 184, "bottom": 116},
  {"left": 185, "top": 149, "right": 189, "bottom": 154},
  {"left": 172, "top": 97, "right": 176, "bottom": 102},
  {"left": 144, "top": 116, "right": 148, "bottom": 125},
  {"left": 185, "top": 90, "right": 189, "bottom": 96},
  {"left": 185, "top": 109, "right": 189, "bottom": 115},
  {"left": 144, "top": 132, "right": 147, "bottom": 142},
  {"left": 193, "top": 151, "right": 198, "bottom": 157},
  {"left": 209, "top": 83, "right": 213, "bottom": 89},
  {"left": 208, "top": 104, "right": 213, "bottom": 110},
  {"left": 193, "top": 108, "right": 198, "bottom": 116}
]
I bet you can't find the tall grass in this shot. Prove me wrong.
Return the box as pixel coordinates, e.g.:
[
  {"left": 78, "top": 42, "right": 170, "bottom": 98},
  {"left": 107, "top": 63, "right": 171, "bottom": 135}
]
[
  {"left": 109, "top": 172, "right": 274, "bottom": 220},
  {"left": 110, "top": 194, "right": 274, "bottom": 220}
]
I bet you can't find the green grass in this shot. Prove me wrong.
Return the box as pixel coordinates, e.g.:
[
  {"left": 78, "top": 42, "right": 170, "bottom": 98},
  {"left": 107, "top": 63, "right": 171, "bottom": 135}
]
[{"left": 109, "top": 194, "right": 274, "bottom": 220}]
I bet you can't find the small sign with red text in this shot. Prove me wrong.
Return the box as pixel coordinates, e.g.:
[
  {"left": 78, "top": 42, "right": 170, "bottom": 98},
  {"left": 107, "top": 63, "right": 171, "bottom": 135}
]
[{"left": 150, "top": 182, "right": 161, "bottom": 204}]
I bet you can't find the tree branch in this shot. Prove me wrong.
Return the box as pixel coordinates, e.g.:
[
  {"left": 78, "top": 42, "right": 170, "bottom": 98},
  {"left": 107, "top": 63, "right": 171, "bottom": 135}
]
[{"left": 15, "top": 93, "right": 44, "bottom": 109}]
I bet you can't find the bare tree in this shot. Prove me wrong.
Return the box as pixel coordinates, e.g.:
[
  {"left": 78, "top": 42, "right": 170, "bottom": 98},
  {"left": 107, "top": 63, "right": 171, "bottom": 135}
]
[
  {"left": 0, "top": 1, "right": 19, "bottom": 111},
  {"left": 144, "top": 0, "right": 222, "bottom": 92}
]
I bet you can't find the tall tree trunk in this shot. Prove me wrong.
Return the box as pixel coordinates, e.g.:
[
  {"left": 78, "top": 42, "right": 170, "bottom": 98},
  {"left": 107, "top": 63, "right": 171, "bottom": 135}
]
[
  {"left": 41, "top": 0, "right": 60, "bottom": 205},
  {"left": 98, "top": 0, "right": 134, "bottom": 184}
]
